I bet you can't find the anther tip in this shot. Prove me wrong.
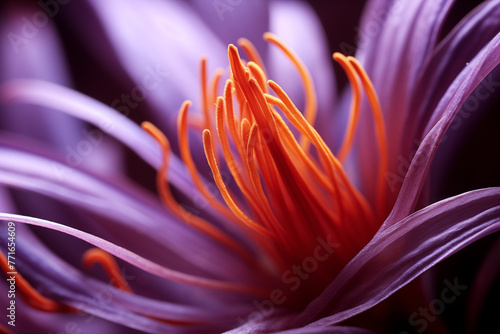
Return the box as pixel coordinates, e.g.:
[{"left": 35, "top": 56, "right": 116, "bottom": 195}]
[
  {"left": 262, "top": 32, "right": 274, "bottom": 41},
  {"left": 141, "top": 121, "right": 153, "bottom": 131},
  {"left": 228, "top": 44, "right": 238, "bottom": 52},
  {"left": 332, "top": 52, "right": 344, "bottom": 60},
  {"left": 237, "top": 37, "right": 248, "bottom": 46}
]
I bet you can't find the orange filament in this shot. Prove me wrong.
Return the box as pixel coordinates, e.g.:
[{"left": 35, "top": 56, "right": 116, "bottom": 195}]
[
  {"left": 203, "top": 128, "right": 271, "bottom": 236},
  {"left": 215, "top": 96, "right": 279, "bottom": 234},
  {"left": 82, "top": 248, "right": 133, "bottom": 292},
  {"left": 200, "top": 57, "right": 211, "bottom": 131},
  {"left": 217, "top": 93, "right": 287, "bottom": 241},
  {"left": 333, "top": 53, "right": 362, "bottom": 161},
  {"left": 142, "top": 121, "right": 254, "bottom": 262},
  {"left": 264, "top": 32, "right": 317, "bottom": 151},
  {"left": 81, "top": 248, "right": 228, "bottom": 326},
  {"left": 0, "top": 252, "right": 73, "bottom": 313},
  {"left": 210, "top": 68, "right": 224, "bottom": 107},
  {"left": 247, "top": 62, "right": 268, "bottom": 93},
  {"left": 237, "top": 38, "right": 267, "bottom": 76},
  {"left": 347, "top": 57, "right": 389, "bottom": 217},
  {"left": 177, "top": 101, "right": 239, "bottom": 223}
]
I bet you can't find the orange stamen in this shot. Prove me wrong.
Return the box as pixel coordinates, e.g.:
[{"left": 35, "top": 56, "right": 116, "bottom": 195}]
[
  {"left": 230, "top": 44, "right": 349, "bottom": 247},
  {"left": 200, "top": 57, "right": 211, "bottom": 131},
  {"left": 248, "top": 78, "right": 327, "bottom": 237},
  {"left": 269, "top": 100, "right": 339, "bottom": 202},
  {"left": 210, "top": 68, "right": 224, "bottom": 107},
  {"left": 267, "top": 80, "right": 340, "bottom": 183},
  {"left": 264, "top": 32, "right": 317, "bottom": 151},
  {"left": 0, "top": 252, "right": 73, "bottom": 313},
  {"left": 141, "top": 121, "right": 254, "bottom": 261},
  {"left": 223, "top": 80, "right": 250, "bottom": 164},
  {"left": 247, "top": 62, "right": 268, "bottom": 93},
  {"left": 333, "top": 53, "right": 362, "bottom": 161},
  {"left": 240, "top": 118, "right": 252, "bottom": 147},
  {"left": 215, "top": 96, "right": 271, "bottom": 227},
  {"left": 244, "top": 123, "right": 285, "bottom": 237},
  {"left": 268, "top": 79, "right": 375, "bottom": 224},
  {"left": 347, "top": 57, "right": 389, "bottom": 217},
  {"left": 265, "top": 94, "right": 333, "bottom": 188},
  {"left": 176, "top": 101, "right": 239, "bottom": 222},
  {"left": 202, "top": 129, "right": 271, "bottom": 236},
  {"left": 82, "top": 248, "right": 132, "bottom": 292},
  {"left": 238, "top": 38, "right": 267, "bottom": 76}
]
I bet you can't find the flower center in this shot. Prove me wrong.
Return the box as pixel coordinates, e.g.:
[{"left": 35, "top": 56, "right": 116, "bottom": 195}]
[
  {"left": 143, "top": 33, "right": 389, "bottom": 300},
  {"left": 0, "top": 34, "right": 389, "bottom": 318}
]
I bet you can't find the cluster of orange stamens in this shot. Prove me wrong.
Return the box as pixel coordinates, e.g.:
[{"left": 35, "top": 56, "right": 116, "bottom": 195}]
[{"left": 142, "top": 33, "right": 389, "bottom": 284}]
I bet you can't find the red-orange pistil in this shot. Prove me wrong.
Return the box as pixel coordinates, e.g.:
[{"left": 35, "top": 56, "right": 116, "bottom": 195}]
[{"left": 143, "top": 33, "right": 389, "bottom": 301}]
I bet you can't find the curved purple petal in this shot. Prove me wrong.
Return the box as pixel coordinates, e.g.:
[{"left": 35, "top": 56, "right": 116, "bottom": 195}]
[
  {"left": 0, "top": 213, "right": 267, "bottom": 297},
  {"left": 354, "top": 0, "right": 455, "bottom": 204},
  {"left": 0, "top": 281, "right": 136, "bottom": 334},
  {"left": 226, "top": 323, "right": 376, "bottom": 334},
  {"left": 0, "top": 3, "right": 82, "bottom": 149},
  {"left": 0, "top": 217, "right": 260, "bottom": 332},
  {"left": 65, "top": 0, "right": 228, "bottom": 140},
  {"left": 0, "top": 79, "right": 227, "bottom": 220},
  {"left": 384, "top": 32, "right": 500, "bottom": 223},
  {"left": 0, "top": 139, "right": 264, "bottom": 283},
  {"left": 188, "top": 0, "right": 269, "bottom": 51},
  {"left": 289, "top": 187, "right": 500, "bottom": 329},
  {"left": 406, "top": 0, "right": 500, "bottom": 149},
  {"left": 355, "top": 0, "right": 395, "bottom": 67},
  {"left": 1, "top": 223, "right": 256, "bottom": 320}
]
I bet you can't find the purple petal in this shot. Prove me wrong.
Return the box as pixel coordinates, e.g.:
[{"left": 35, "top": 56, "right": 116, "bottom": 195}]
[
  {"left": 0, "top": 187, "right": 14, "bottom": 212},
  {"left": 0, "top": 139, "right": 261, "bottom": 282},
  {"left": 1, "top": 224, "right": 255, "bottom": 324},
  {"left": 65, "top": 0, "right": 227, "bottom": 137},
  {"left": 0, "top": 213, "right": 266, "bottom": 296},
  {"left": 406, "top": 0, "right": 500, "bottom": 148},
  {"left": 226, "top": 323, "right": 375, "bottom": 334},
  {"left": 355, "top": 0, "right": 394, "bottom": 65},
  {"left": 0, "top": 220, "right": 257, "bottom": 332},
  {"left": 0, "top": 281, "right": 136, "bottom": 334},
  {"left": 0, "top": 3, "right": 83, "bottom": 148},
  {"left": 290, "top": 187, "right": 500, "bottom": 328},
  {"left": 188, "top": 0, "right": 269, "bottom": 51},
  {"left": 354, "top": 0, "right": 454, "bottom": 204},
  {"left": 384, "top": 32, "right": 500, "bottom": 223},
  {"left": 0, "top": 79, "right": 225, "bottom": 220},
  {"left": 0, "top": 80, "right": 257, "bottom": 245}
]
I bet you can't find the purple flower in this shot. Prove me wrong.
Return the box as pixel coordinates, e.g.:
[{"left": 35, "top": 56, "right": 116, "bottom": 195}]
[{"left": 0, "top": 0, "right": 499, "bottom": 333}]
